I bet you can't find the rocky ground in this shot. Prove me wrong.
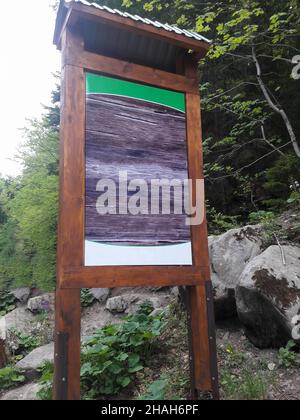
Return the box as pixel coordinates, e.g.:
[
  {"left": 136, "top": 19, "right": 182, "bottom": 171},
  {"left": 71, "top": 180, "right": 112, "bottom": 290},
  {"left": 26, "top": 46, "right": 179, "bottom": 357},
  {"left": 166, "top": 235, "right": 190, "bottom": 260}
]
[
  {"left": 0, "top": 223, "right": 299, "bottom": 400},
  {"left": 216, "top": 319, "right": 300, "bottom": 400}
]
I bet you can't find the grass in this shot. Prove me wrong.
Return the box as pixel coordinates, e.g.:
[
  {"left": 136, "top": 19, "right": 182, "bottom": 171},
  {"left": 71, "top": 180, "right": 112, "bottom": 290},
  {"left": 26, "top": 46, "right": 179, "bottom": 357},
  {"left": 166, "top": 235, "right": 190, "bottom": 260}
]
[
  {"left": 218, "top": 342, "right": 274, "bottom": 400},
  {"left": 221, "top": 368, "right": 268, "bottom": 400}
]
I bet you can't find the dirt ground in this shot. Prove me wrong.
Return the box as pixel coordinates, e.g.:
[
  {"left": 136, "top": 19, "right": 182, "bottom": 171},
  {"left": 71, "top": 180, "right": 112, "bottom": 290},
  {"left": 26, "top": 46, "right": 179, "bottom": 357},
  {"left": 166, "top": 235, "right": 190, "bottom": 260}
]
[
  {"left": 133, "top": 307, "right": 300, "bottom": 401},
  {"left": 216, "top": 319, "right": 300, "bottom": 400}
]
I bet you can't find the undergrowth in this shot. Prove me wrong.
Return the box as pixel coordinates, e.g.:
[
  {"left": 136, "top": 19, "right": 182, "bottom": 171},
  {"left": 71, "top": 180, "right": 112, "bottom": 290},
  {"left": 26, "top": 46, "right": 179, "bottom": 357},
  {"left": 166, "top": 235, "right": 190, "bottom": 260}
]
[{"left": 37, "top": 301, "right": 164, "bottom": 400}]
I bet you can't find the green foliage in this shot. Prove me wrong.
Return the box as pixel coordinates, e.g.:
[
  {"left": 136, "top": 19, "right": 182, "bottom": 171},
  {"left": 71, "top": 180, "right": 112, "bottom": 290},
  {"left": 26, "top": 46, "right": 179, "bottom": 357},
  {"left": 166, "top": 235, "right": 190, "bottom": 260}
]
[
  {"left": 38, "top": 303, "right": 163, "bottom": 400},
  {"left": 81, "top": 289, "right": 97, "bottom": 308},
  {"left": 278, "top": 341, "right": 300, "bottom": 369},
  {"left": 138, "top": 379, "right": 167, "bottom": 400},
  {"left": 207, "top": 205, "right": 239, "bottom": 234},
  {"left": 0, "top": 289, "right": 16, "bottom": 316},
  {"left": 0, "top": 367, "right": 26, "bottom": 391},
  {"left": 37, "top": 361, "right": 54, "bottom": 401},
  {"left": 249, "top": 210, "right": 275, "bottom": 225},
  {"left": 264, "top": 154, "right": 300, "bottom": 209},
  {"left": 81, "top": 302, "right": 162, "bottom": 399},
  {"left": 9, "top": 173, "right": 58, "bottom": 290},
  {"left": 135, "top": 302, "right": 190, "bottom": 401},
  {"left": 9, "top": 329, "right": 42, "bottom": 356},
  {"left": 249, "top": 210, "right": 287, "bottom": 248},
  {"left": 0, "top": 79, "right": 59, "bottom": 292},
  {"left": 287, "top": 192, "right": 300, "bottom": 205},
  {"left": 220, "top": 344, "right": 269, "bottom": 400},
  {"left": 221, "top": 368, "right": 268, "bottom": 400},
  {"left": 225, "top": 343, "right": 246, "bottom": 366}
]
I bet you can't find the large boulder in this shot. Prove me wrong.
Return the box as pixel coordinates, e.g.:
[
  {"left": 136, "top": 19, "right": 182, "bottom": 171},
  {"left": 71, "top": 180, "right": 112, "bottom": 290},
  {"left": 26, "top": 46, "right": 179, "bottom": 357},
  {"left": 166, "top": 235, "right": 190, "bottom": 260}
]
[
  {"left": 16, "top": 342, "right": 54, "bottom": 379},
  {"left": 0, "top": 383, "right": 41, "bottom": 401},
  {"left": 209, "top": 226, "right": 263, "bottom": 320},
  {"left": 90, "top": 288, "right": 110, "bottom": 303},
  {"left": 11, "top": 288, "right": 31, "bottom": 304},
  {"left": 236, "top": 245, "right": 300, "bottom": 348},
  {"left": 27, "top": 293, "right": 54, "bottom": 313},
  {"left": 0, "top": 306, "right": 54, "bottom": 353},
  {"left": 1, "top": 307, "right": 35, "bottom": 339}
]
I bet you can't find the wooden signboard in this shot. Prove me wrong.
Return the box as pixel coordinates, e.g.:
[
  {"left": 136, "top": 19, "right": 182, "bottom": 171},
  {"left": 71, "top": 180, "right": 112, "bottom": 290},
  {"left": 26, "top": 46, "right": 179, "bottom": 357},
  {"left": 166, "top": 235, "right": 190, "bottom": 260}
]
[
  {"left": 85, "top": 73, "right": 192, "bottom": 266},
  {"left": 53, "top": 0, "right": 219, "bottom": 401}
]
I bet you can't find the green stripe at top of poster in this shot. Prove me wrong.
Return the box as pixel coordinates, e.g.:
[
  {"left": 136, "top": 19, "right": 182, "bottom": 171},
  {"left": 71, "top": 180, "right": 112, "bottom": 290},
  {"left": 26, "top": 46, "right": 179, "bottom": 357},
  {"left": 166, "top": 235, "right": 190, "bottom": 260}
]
[{"left": 86, "top": 73, "right": 186, "bottom": 113}]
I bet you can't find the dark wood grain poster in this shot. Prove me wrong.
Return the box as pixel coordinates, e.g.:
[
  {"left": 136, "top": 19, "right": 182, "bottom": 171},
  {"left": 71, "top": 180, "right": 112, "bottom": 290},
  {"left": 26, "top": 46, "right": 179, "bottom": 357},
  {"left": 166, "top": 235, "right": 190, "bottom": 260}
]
[{"left": 85, "top": 73, "right": 192, "bottom": 266}]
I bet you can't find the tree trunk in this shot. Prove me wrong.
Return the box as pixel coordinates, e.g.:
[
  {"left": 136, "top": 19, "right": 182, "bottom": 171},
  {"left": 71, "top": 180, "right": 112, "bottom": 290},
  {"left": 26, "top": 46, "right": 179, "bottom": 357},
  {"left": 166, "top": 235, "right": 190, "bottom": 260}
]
[{"left": 252, "top": 46, "right": 300, "bottom": 158}]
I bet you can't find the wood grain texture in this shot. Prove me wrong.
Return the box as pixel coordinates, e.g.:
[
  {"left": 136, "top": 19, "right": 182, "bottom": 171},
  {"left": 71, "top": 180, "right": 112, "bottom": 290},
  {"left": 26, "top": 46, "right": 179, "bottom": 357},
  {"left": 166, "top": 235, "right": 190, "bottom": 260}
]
[
  {"left": 53, "top": 288, "right": 81, "bottom": 400},
  {"left": 63, "top": 50, "right": 199, "bottom": 94},
  {"left": 187, "top": 285, "right": 212, "bottom": 392},
  {"left": 57, "top": 55, "right": 85, "bottom": 281},
  {"left": 60, "top": 265, "right": 210, "bottom": 289},
  {"left": 184, "top": 56, "right": 218, "bottom": 398},
  {"left": 54, "top": 28, "right": 83, "bottom": 400},
  {"left": 85, "top": 94, "right": 191, "bottom": 245}
]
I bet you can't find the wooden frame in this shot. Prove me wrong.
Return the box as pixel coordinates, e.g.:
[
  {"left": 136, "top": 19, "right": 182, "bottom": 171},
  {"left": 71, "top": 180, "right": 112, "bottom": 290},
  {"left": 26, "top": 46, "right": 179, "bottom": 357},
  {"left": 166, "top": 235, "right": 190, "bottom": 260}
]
[
  {"left": 54, "top": 21, "right": 218, "bottom": 400},
  {"left": 57, "top": 28, "right": 211, "bottom": 291}
]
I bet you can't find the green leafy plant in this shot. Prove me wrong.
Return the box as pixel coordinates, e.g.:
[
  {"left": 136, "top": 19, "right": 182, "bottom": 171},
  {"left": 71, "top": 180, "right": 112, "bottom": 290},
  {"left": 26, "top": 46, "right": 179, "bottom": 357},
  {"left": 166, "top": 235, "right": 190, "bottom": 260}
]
[
  {"left": 81, "top": 289, "right": 97, "bottom": 308},
  {"left": 37, "top": 361, "right": 54, "bottom": 400},
  {"left": 287, "top": 191, "right": 300, "bottom": 206},
  {"left": 38, "top": 302, "right": 163, "bottom": 400},
  {"left": 0, "top": 367, "right": 26, "bottom": 391},
  {"left": 249, "top": 210, "right": 275, "bottom": 225},
  {"left": 207, "top": 206, "right": 239, "bottom": 235},
  {"left": 278, "top": 341, "right": 300, "bottom": 369},
  {"left": 0, "top": 289, "right": 16, "bottom": 317},
  {"left": 249, "top": 211, "right": 286, "bottom": 248},
  {"left": 225, "top": 344, "right": 246, "bottom": 366},
  {"left": 139, "top": 379, "right": 168, "bottom": 400},
  {"left": 81, "top": 302, "right": 162, "bottom": 399},
  {"left": 9, "top": 330, "right": 42, "bottom": 356}
]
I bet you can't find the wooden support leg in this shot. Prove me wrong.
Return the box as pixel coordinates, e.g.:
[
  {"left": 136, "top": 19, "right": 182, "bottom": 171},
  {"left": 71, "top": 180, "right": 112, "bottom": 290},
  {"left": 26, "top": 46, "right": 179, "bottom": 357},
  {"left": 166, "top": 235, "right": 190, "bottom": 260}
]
[
  {"left": 53, "top": 288, "right": 81, "bottom": 400},
  {"left": 0, "top": 339, "right": 7, "bottom": 369},
  {"left": 187, "top": 282, "right": 219, "bottom": 400}
]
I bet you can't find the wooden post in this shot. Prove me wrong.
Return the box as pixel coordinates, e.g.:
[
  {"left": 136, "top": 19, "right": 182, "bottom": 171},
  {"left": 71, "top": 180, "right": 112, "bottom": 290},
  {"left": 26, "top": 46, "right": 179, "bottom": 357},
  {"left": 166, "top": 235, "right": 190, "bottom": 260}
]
[
  {"left": 0, "top": 339, "right": 7, "bottom": 369},
  {"left": 53, "top": 289, "right": 81, "bottom": 400},
  {"left": 184, "top": 56, "right": 219, "bottom": 400},
  {"left": 53, "top": 28, "right": 84, "bottom": 401}
]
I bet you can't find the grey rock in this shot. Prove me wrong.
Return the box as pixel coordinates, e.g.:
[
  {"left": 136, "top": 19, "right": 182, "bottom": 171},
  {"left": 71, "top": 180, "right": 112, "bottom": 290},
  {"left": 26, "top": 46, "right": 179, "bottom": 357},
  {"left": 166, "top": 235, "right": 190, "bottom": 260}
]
[
  {"left": 11, "top": 288, "right": 31, "bottom": 303},
  {"left": 16, "top": 342, "right": 54, "bottom": 379},
  {"left": 170, "top": 287, "right": 180, "bottom": 299},
  {"left": 209, "top": 226, "right": 262, "bottom": 320},
  {"left": 106, "top": 296, "right": 129, "bottom": 313},
  {"left": 0, "top": 383, "right": 41, "bottom": 401},
  {"left": 27, "top": 294, "right": 54, "bottom": 313},
  {"left": 236, "top": 245, "right": 300, "bottom": 348},
  {"left": 146, "top": 297, "right": 164, "bottom": 309},
  {"left": 150, "top": 308, "right": 164, "bottom": 317},
  {"left": 81, "top": 303, "right": 123, "bottom": 336},
  {"left": 1, "top": 307, "right": 35, "bottom": 339},
  {"left": 90, "top": 288, "right": 110, "bottom": 303}
]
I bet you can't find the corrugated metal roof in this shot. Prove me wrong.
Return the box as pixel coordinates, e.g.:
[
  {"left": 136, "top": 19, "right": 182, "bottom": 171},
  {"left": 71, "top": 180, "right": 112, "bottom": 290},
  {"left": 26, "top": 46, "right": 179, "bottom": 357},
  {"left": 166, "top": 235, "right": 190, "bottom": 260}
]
[{"left": 60, "top": 0, "right": 211, "bottom": 45}]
